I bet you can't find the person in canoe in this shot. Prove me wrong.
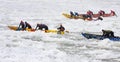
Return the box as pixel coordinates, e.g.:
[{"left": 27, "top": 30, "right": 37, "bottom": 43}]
[
  {"left": 70, "top": 11, "right": 75, "bottom": 17},
  {"left": 82, "top": 14, "right": 92, "bottom": 20},
  {"left": 35, "top": 23, "right": 49, "bottom": 31},
  {"left": 87, "top": 10, "right": 93, "bottom": 16},
  {"left": 98, "top": 10, "right": 105, "bottom": 16},
  {"left": 25, "top": 21, "right": 32, "bottom": 30},
  {"left": 70, "top": 11, "right": 79, "bottom": 17},
  {"left": 110, "top": 10, "right": 117, "bottom": 16},
  {"left": 17, "top": 21, "right": 32, "bottom": 31},
  {"left": 17, "top": 21, "right": 25, "bottom": 30},
  {"left": 57, "top": 24, "right": 65, "bottom": 34},
  {"left": 74, "top": 12, "right": 79, "bottom": 16},
  {"left": 102, "top": 29, "right": 114, "bottom": 37}
]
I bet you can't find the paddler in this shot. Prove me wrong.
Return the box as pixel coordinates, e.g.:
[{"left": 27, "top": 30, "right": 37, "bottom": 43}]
[
  {"left": 102, "top": 29, "right": 114, "bottom": 37},
  {"left": 35, "top": 23, "right": 49, "bottom": 31},
  {"left": 57, "top": 24, "right": 65, "bottom": 34},
  {"left": 18, "top": 21, "right": 32, "bottom": 31}
]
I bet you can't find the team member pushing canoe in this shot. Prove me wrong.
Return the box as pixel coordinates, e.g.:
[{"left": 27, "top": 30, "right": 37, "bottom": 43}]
[
  {"left": 35, "top": 23, "right": 49, "bottom": 30},
  {"left": 18, "top": 21, "right": 32, "bottom": 30},
  {"left": 102, "top": 29, "right": 114, "bottom": 37}
]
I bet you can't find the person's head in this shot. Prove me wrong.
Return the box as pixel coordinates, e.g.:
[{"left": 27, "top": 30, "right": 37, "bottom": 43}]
[
  {"left": 37, "top": 23, "right": 39, "bottom": 25},
  {"left": 110, "top": 10, "right": 113, "bottom": 12},
  {"left": 25, "top": 21, "right": 27, "bottom": 24},
  {"left": 110, "top": 10, "right": 115, "bottom": 14},
  {"left": 102, "top": 29, "right": 105, "bottom": 32},
  {"left": 70, "top": 11, "right": 73, "bottom": 13},
  {"left": 37, "top": 23, "right": 40, "bottom": 26},
  {"left": 111, "top": 10, "right": 115, "bottom": 13},
  {"left": 20, "top": 20, "right": 24, "bottom": 24},
  {"left": 21, "top": 20, "right": 23, "bottom": 23}
]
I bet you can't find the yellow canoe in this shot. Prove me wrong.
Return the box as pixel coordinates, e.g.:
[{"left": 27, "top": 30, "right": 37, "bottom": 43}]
[
  {"left": 8, "top": 26, "right": 35, "bottom": 32},
  {"left": 45, "top": 30, "right": 64, "bottom": 35},
  {"left": 8, "top": 26, "right": 18, "bottom": 30},
  {"left": 8, "top": 26, "right": 65, "bottom": 34},
  {"left": 62, "top": 13, "right": 84, "bottom": 19}
]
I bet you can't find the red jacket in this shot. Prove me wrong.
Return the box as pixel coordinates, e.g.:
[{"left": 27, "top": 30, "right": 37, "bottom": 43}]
[{"left": 87, "top": 11, "right": 93, "bottom": 15}]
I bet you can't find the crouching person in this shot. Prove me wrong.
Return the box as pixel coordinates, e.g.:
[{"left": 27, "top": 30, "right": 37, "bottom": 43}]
[
  {"left": 35, "top": 23, "right": 49, "bottom": 32},
  {"left": 17, "top": 21, "right": 32, "bottom": 31},
  {"left": 102, "top": 29, "right": 114, "bottom": 37}
]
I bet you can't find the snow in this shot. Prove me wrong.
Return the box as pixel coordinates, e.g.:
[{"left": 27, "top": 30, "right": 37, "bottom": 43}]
[{"left": 0, "top": 0, "right": 120, "bottom": 62}]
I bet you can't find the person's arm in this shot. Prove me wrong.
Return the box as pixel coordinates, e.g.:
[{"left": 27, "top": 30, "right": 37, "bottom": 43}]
[
  {"left": 57, "top": 27, "right": 60, "bottom": 30},
  {"left": 35, "top": 25, "right": 38, "bottom": 30},
  {"left": 18, "top": 24, "right": 21, "bottom": 29},
  {"left": 17, "top": 23, "right": 22, "bottom": 30},
  {"left": 63, "top": 27, "right": 65, "bottom": 31}
]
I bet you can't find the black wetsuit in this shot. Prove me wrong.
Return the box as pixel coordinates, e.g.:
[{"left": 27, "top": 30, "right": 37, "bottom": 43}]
[
  {"left": 102, "top": 30, "right": 114, "bottom": 37},
  {"left": 35, "top": 24, "right": 48, "bottom": 30},
  {"left": 25, "top": 22, "right": 32, "bottom": 29}
]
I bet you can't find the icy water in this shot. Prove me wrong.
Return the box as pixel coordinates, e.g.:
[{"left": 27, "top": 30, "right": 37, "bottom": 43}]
[{"left": 0, "top": 0, "right": 120, "bottom": 62}]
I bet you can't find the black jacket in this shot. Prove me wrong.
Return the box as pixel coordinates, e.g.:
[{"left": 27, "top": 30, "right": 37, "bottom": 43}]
[{"left": 57, "top": 26, "right": 65, "bottom": 31}]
